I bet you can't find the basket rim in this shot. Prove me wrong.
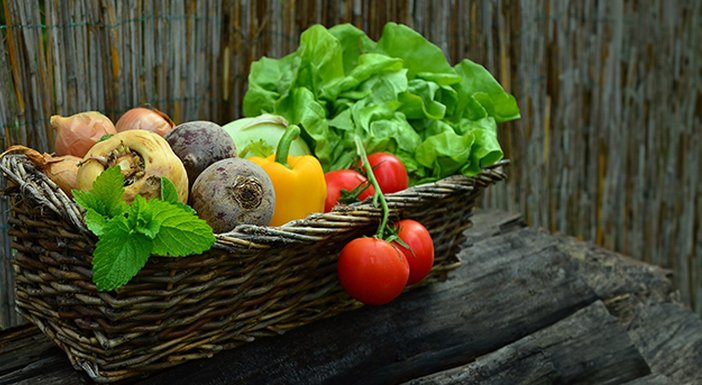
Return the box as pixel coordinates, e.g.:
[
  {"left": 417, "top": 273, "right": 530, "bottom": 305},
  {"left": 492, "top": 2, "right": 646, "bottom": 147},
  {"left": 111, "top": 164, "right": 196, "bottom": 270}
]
[{"left": 0, "top": 154, "right": 508, "bottom": 250}]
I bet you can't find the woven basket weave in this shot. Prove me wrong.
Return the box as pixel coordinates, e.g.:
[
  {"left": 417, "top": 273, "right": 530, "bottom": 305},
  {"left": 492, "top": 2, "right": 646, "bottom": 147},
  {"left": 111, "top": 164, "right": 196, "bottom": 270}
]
[{"left": 0, "top": 154, "right": 507, "bottom": 383}]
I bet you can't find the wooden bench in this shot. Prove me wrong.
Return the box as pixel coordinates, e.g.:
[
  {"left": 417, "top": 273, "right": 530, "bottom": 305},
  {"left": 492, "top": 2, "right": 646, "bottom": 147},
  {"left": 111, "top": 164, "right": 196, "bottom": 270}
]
[{"left": 1, "top": 209, "right": 701, "bottom": 384}]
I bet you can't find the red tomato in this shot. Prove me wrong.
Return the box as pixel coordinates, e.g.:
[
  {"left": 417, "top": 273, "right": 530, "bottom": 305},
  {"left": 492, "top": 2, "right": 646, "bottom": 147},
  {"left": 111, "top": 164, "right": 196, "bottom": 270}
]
[
  {"left": 361, "top": 152, "right": 409, "bottom": 194},
  {"left": 324, "top": 169, "right": 375, "bottom": 212},
  {"left": 392, "top": 219, "right": 434, "bottom": 285},
  {"left": 337, "top": 238, "right": 410, "bottom": 305}
]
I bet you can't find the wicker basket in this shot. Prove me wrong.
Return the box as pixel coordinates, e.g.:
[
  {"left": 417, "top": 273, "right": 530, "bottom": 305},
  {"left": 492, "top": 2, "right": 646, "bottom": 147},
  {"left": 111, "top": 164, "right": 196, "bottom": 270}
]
[{"left": 0, "top": 154, "right": 507, "bottom": 383}]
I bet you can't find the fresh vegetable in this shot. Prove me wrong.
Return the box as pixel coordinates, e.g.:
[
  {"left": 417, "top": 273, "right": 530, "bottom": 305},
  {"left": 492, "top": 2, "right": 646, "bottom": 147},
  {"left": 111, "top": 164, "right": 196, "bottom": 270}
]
[
  {"left": 354, "top": 137, "right": 392, "bottom": 240},
  {"left": 222, "top": 114, "right": 311, "bottom": 158},
  {"left": 243, "top": 23, "right": 519, "bottom": 183},
  {"left": 77, "top": 130, "right": 189, "bottom": 203},
  {"left": 115, "top": 107, "right": 175, "bottom": 137},
  {"left": 52, "top": 111, "right": 117, "bottom": 157},
  {"left": 165, "top": 120, "right": 237, "bottom": 188},
  {"left": 45, "top": 155, "right": 82, "bottom": 198},
  {"left": 337, "top": 237, "right": 409, "bottom": 305},
  {"left": 0, "top": 145, "right": 81, "bottom": 197},
  {"left": 248, "top": 125, "right": 326, "bottom": 226},
  {"left": 324, "top": 169, "right": 374, "bottom": 212},
  {"left": 73, "top": 167, "right": 215, "bottom": 291},
  {"left": 363, "top": 152, "right": 408, "bottom": 194},
  {"left": 391, "top": 219, "right": 434, "bottom": 285},
  {"left": 336, "top": 137, "right": 410, "bottom": 305},
  {"left": 190, "top": 157, "right": 276, "bottom": 232}
]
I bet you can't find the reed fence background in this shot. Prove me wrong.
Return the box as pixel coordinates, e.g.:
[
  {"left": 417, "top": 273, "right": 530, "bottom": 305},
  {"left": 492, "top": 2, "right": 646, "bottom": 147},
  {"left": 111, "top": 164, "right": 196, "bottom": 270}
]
[{"left": 0, "top": 0, "right": 700, "bottom": 328}]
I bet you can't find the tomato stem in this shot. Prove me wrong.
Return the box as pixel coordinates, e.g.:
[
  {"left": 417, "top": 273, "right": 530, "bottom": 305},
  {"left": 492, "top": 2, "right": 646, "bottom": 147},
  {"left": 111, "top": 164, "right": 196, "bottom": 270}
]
[
  {"left": 338, "top": 181, "right": 371, "bottom": 203},
  {"left": 275, "top": 125, "right": 301, "bottom": 168},
  {"left": 354, "top": 136, "right": 389, "bottom": 239}
]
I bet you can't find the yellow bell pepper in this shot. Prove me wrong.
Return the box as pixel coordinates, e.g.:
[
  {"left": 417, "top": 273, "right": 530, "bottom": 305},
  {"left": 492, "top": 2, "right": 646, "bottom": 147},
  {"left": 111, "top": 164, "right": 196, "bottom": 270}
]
[{"left": 248, "top": 125, "right": 326, "bottom": 226}]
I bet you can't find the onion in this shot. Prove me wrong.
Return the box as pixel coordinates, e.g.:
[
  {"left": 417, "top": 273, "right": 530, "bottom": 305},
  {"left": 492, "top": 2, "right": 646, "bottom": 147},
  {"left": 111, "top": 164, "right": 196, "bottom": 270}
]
[
  {"left": 0, "top": 145, "right": 81, "bottom": 197},
  {"left": 52, "top": 111, "right": 117, "bottom": 158},
  {"left": 115, "top": 107, "right": 175, "bottom": 137},
  {"left": 45, "top": 156, "right": 81, "bottom": 198}
]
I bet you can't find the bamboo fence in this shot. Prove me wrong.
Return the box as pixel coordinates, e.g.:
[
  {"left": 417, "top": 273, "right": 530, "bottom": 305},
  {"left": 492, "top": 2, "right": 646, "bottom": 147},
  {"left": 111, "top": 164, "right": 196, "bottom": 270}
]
[{"left": 0, "top": 0, "right": 700, "bottom": 328}]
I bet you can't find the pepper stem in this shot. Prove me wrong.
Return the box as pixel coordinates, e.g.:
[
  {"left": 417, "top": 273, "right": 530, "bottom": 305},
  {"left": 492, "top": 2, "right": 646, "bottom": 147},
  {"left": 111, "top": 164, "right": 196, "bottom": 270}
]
[
  {"left": 354, "top": 136, "right": 389, "bottom": 239},
  {"left": 275, "top": 125, "right": 301, "bottom": 168}
]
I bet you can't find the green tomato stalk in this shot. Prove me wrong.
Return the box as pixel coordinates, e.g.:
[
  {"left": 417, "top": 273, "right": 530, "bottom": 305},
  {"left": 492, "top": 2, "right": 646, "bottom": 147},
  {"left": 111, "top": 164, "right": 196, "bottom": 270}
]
[{"left": 354, "top": 136, "right": 390, "bottom": 239}]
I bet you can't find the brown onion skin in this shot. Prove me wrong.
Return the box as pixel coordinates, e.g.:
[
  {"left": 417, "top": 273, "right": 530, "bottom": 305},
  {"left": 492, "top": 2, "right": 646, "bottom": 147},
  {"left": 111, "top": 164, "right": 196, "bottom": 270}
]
[
  {"left": 52, "top": 111, "right": 117, "bottom": 157},
  {"left": 115, "top": 107, "right": 175, "bottom": 137},
  {"left": 45, "top": 155, "right": 81, "bottom": 198},
  {"left": 0, "top": 146, "right": 80, "bottom": 198}
]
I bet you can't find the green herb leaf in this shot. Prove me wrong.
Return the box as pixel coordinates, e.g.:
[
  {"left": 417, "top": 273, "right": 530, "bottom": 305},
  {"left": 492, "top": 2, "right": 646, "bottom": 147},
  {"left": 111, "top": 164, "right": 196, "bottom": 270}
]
[
  {"left": 73, "top": 190, "right": 106, "bottom": 216},
  {"left": 92, "top": 216, "right": 153, "bottom": 291},
  {"left": 98, "top": 134, "right": 114, "bottom": 142},
  {"left": 159, "top": 176, "right": 196, "bottom": 215},
  {"left": 147, "top": 200, "right": 215, "bottom": 257},
  {"left": 73, "top": 166, "right": 127, "bottom": 217},
  {"left": 83, "top": 208, "right": 110, "bottom": 236},
  {"left": 128, "top": 195, "right": 160, "bottom": 239},
  {"left": 74, "top": 167, "right": 214, "bottom": 291},
  {"left": 160, "top": 177, "right": 180, "bottom": 203}
]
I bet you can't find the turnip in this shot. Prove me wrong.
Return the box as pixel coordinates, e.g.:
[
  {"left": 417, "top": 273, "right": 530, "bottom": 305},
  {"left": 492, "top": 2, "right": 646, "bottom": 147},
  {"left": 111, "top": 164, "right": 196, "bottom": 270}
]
[
  {"left": 77, "top": 130, "right": 189, "bottom": 203},
  {"left": 165, "top": 121, "right": 237, "bottom": 188},
  {"left": 190, "top": 158, "right": 275, "bottom": 232}
]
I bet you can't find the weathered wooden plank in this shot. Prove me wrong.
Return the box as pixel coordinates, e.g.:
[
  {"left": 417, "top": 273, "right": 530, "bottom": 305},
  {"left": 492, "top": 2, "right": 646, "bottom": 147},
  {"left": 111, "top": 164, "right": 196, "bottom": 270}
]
[
  {"left": 0, "top": 354, "right": 88, "bottom": 385},
  {"left": 0, "top": 324, "right": 89, "bottom": 385},
  {"left": 620, "top": 301, "right": 702, "bottom": 385},
  {"left": 622, "top": 374, "right": 673, "bottom": 385},
  {"left": 401, "top": 301, "right": 650, "bottom": 385},
  {"left": 465, "top": 227, "right": 675, "bottom": 310},
  {"left": 0, "top": 324, "right": 55, "bottom": 374},
  {"left": 557, "top": 237, "right": 675, "bottom": 305}
]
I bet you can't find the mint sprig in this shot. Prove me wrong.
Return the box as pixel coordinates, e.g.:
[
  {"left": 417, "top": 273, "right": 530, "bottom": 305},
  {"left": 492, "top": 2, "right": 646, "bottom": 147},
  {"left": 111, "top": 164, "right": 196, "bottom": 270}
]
[
  {"left": 160, "top": 177, "right": 196, "bottom": 214},
  {"left": 73, "top": 167, "right": 215, "bottom": 292},
  {"left": 160, "top": 176, "right": 180, "bottom": 203},
  {"left": 73, "top": 166, "right": 128, "bottom": 217},
  {"left": 148, "top": 199, "right": 214, "bottom": 257},
  {"left": 92, "top": 216, "right": 153, "bottom": 291}
]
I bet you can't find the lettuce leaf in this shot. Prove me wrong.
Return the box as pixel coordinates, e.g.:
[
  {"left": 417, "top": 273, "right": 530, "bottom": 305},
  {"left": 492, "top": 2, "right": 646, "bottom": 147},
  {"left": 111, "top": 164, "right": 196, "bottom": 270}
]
[
  {"left": 453, "top": 59, "right": 520, "bottom": 124},
  {"left": 329, "top": 24, "right": 377, "bottom": 74},
  {"left": 374, "top": 23, "right": 457, "bottom": 81},
  {"left": 242, "top": 22, "right": 519, "bottom": 183}
]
